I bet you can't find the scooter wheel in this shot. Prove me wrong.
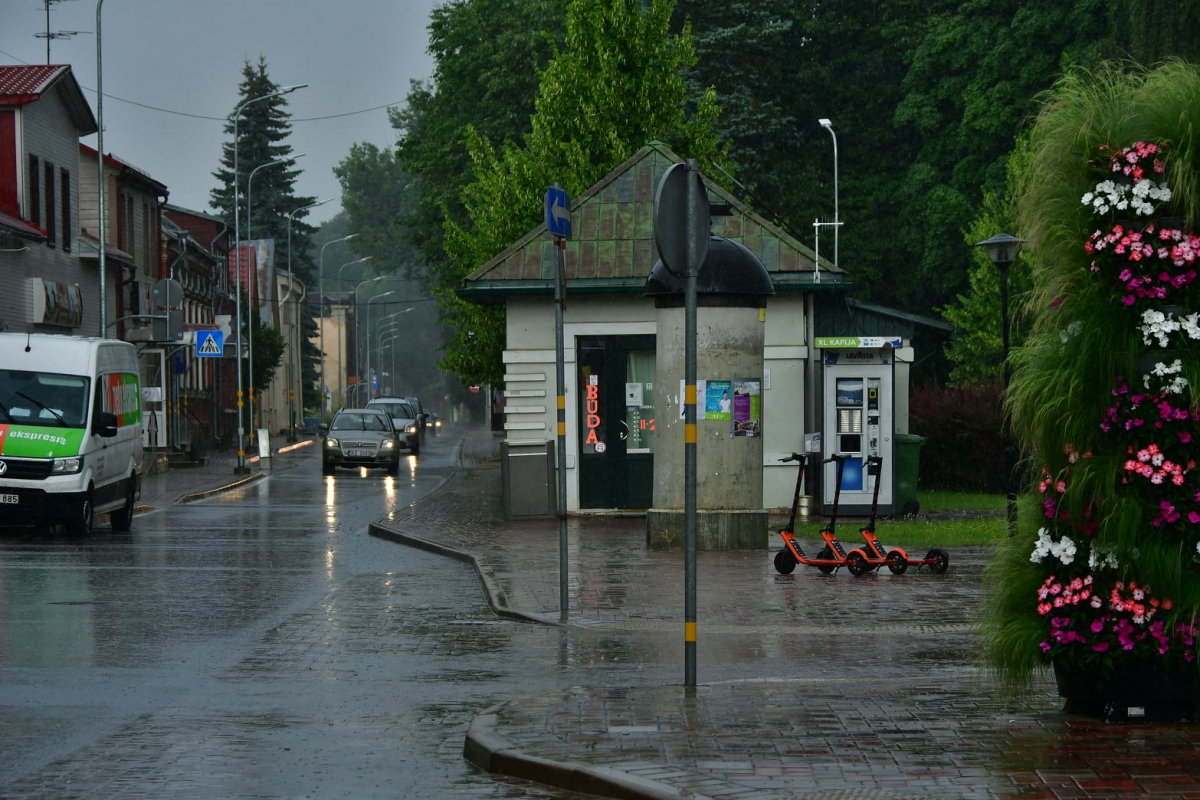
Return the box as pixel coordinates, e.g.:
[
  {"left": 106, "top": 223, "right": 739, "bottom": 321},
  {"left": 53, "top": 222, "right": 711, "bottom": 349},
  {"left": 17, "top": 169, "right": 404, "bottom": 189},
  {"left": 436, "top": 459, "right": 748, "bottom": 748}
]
[
  {"left": 815, "top": 547, "right": 837, "bottom": 575},
  {"left": 846, "top": 551, "right": 870, "bottom": 577},
  {"left": 926, "top": 547, "right": 950, "bottom": 574},
  {"left": 886, "top": 550, "right": 908, "bottom": 575},
  {"left": 774, "top": 549, "right": 797, "bottom": 575}
]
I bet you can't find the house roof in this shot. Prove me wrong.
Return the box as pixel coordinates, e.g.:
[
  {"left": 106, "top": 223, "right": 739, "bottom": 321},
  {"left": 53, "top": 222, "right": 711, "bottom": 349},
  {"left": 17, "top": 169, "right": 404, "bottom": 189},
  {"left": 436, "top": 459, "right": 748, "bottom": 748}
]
[
  {"left": 0, "top": 65, "right": 96, "bottom": 135},
  {"left": 80, "top": 143, "right": 167, "bottom": 195},
  {"left": 0, "top": 210, "right": 48, "bottom": 242},
  {"left": 459, "top": 141, "right": 845, "bottom": 303}
]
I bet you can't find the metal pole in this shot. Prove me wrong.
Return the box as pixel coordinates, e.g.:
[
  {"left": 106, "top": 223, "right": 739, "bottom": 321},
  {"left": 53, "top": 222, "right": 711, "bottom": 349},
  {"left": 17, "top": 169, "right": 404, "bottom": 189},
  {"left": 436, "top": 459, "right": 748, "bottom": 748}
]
[
  {"left": 94, "top": 0, "right": 106, "bottom": 337},
  {"left": 318, "top": 234, "right": 358, "bottom": 419},
  {"left": 366, "top": 290, "right": 395, "bottom": 400},
  {"left": 999, "top": 260, "right": 1017, "bottom": 535},
  {"left": 245, "top": 155, "right": 299, "bottom": 448},
  {"left": 231, "top": 85, "right": 304, "bottom": 471},
  {"left": 555, "top": 233, "right": 569, "bottom": 622},
  {"left": 684, "top": 158, "right": 700, "bottom": 688},
  {"left": 285, "top": 198, "right": 330, "bottom": 441}
]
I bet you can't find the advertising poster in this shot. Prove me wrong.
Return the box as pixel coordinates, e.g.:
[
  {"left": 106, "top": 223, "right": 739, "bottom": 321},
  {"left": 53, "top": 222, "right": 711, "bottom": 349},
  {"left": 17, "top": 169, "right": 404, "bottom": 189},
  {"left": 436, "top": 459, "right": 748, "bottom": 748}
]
[
  {"left": 679, "top": 379, "right": 711, "bottom": 419},
  {"left": 731, "top": 378, "right": 761, "bottom": 437},
  {"left": 706, "top": 379, "right": 732, "bottom": 420}
]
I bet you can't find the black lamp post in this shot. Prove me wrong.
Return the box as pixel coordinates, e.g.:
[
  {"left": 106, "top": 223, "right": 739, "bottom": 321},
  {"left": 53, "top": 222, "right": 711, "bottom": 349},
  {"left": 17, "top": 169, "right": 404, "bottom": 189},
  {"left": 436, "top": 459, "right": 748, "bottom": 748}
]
[{"left": 976, "top": 232, "right": 1026, "bottom": 535}]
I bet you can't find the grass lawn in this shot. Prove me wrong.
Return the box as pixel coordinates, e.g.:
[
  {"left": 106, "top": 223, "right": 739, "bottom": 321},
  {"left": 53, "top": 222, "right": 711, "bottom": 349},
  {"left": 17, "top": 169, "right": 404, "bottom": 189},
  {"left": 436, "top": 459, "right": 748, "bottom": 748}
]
[{"left": 783, "top": 490, "right": 1011, "bottom": 547}]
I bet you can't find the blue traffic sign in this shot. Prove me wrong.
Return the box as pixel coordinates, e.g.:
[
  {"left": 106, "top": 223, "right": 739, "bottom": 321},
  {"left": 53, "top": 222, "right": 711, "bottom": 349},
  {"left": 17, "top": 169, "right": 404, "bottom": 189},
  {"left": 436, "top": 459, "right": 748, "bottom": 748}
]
[
  {"left": 545, "top": 185, "right": 571, "bottom": 239},
  {"left": 196, "top": 330, "right": 224, "bottom": 358}
]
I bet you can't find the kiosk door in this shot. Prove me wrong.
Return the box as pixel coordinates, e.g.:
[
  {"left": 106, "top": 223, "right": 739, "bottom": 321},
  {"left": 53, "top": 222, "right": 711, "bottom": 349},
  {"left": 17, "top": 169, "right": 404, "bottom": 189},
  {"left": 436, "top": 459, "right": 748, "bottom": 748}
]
[
  {"left": 821, "top": 350, "right": 895, "bottom": 515},
  {"left": 577, "top": 335, "right": 655, "bottom": 509}
]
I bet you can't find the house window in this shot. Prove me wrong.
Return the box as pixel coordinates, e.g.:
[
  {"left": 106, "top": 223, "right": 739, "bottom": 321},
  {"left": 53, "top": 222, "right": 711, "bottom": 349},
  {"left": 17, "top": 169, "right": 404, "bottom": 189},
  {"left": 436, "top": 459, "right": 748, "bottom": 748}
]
[
  {"left": 60, "top": 169, "right": 71, "bottom": 252},
  {"left": 44, "top": 160, "right": 56, "bottom": 247},
  {"left": 28, "top": 154, "right": 40, "bottom": 226}
]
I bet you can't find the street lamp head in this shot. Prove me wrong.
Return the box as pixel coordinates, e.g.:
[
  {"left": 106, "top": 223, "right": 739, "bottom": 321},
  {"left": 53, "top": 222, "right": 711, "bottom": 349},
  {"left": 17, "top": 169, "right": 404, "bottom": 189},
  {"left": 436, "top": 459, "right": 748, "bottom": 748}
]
[
  {"left": 975, "top": 232, "right": 1026, "bottom": 268},
  {"left": 819, "top": 118, "right": 833, "bottom": 129},
  {"left": 280, "top": 83, "right": 308, "bottom": 94}
]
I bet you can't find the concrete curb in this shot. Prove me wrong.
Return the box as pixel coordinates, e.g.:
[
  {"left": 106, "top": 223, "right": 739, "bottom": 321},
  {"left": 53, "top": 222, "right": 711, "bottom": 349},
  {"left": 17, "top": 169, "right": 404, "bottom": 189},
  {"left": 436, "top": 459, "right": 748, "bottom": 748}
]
[
  {"left": 367, "top": 522, "right": 559, "bottom": 627},
  {"left": 463, "top": 709, "right": 712, "bottom": 800},
  {"left": 177, "top": 472, "right": 266, "bottom": 504}
]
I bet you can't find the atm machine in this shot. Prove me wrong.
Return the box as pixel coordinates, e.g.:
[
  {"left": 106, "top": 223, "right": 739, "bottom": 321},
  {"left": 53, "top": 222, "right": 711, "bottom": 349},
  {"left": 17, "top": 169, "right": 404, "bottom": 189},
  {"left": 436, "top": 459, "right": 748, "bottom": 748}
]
[{"left": 820, "top": 337, "right": 900, "bottom": 516}]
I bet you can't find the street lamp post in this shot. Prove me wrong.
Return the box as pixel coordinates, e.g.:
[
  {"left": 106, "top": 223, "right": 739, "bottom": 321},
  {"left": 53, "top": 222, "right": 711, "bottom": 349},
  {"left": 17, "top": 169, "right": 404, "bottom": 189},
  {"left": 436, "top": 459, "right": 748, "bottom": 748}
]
[
  {"left": 373, "top": 308, "right": 413, "bottom": 396},
  {"left": 365, "top": 290, "right": 396, "bottom": 400},
  {"left": 284, "top": 198, "right": 332, "bottom": 442},
  {"left": 332, "top": 259, "right": 373, "bottom": 404},
  {"left": 976, "top": 232, "right": 1026, "bottom": 536},
  {"left": 231, "top": 82, "right": 306, "bottom": 472},
  {"left": 818, "top": 118, "right": 839, "bottom": 269},
  {"left": 318, "top": 234, "right": 358, "bottom": 418},
  {"left": 245, "top": 154, "right": 303, "bottom": 448},
  {"left": 350, "top": 277, "right": 387, "bottom": 405}
]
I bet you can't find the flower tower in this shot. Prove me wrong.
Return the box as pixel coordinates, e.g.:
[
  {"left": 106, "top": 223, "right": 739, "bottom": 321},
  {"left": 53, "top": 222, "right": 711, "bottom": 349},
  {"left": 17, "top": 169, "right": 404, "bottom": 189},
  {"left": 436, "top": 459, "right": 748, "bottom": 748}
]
[{"left": 983, "top": 62, "right": 1200, "bottom": 721}]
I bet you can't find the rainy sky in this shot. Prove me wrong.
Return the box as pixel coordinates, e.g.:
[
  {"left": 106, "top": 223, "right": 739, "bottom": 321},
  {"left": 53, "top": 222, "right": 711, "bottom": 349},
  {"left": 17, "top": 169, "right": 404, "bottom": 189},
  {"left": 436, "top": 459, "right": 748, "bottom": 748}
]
[{"left": 0, "top": 0, "right": 442, "bottom": 225}]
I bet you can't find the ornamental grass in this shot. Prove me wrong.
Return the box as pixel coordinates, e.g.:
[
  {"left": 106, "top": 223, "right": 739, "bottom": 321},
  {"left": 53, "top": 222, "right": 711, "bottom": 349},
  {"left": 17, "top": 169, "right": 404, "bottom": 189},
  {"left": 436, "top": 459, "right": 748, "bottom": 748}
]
[{"left": 982, "top": 60, "right": 1200, "bottom": 690}]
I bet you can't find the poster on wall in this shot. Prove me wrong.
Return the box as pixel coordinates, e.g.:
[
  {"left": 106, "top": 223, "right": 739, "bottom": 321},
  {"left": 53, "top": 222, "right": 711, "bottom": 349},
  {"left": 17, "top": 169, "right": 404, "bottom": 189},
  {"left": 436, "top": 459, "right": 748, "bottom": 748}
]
[
  {"left": 731, "top": 378, "right": 761, "bottom": 437},
  {"left": 28, "top": 278, "right": 83, "bottom": 327},
  {"left": 706, "top": 379, "right": 732, "bottom": 420},
  {"left": 679, "top": 378, "right": 712, "bottom": 420}
]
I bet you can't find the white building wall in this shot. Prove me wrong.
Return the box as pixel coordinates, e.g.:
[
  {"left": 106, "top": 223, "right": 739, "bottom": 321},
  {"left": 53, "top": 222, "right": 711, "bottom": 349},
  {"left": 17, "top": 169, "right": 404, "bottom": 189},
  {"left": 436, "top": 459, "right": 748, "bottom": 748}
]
[{"left": 502, "top": 291, "right": 822, "bottom": 513}]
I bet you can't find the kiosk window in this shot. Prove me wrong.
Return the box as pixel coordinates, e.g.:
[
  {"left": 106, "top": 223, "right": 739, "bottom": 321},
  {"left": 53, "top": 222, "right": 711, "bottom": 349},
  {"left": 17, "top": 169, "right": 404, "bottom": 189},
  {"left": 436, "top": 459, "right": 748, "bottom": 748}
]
[{"left": 836, "top": 378, "right": 863, "bottom": 407}]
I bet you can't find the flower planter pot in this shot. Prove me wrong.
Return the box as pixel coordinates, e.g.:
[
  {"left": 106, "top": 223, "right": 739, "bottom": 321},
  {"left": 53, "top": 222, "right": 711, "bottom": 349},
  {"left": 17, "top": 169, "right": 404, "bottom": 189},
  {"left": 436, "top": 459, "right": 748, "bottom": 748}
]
[{"left": 1054, "top": 660, "right": 1199, "bottom": 722}]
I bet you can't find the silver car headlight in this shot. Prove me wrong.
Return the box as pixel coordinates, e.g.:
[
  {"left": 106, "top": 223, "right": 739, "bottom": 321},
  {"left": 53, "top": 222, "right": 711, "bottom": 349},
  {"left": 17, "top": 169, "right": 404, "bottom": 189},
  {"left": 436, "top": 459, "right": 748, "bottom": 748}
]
[
  {"left": 406, "top": 424, "right": 418, "bottom": 434},
  {"left": 325, "top": 437, "right": 340, "bottom": 448},
  {"left": 51, "top": 456, "right": 83, "bottom": 474},
  {"left": 382, "top": 438, "right": 396, "bottom": 449}
]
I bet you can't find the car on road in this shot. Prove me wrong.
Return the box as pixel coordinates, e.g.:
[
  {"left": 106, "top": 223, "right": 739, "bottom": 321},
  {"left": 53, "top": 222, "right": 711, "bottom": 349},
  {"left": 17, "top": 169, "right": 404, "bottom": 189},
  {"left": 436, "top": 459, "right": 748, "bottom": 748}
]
[
  {"left": 321, "top": 408, "right": 401, "bottom": 475},
  {"left": 365, "top": 397, "right": 421, "bottom": 455}
]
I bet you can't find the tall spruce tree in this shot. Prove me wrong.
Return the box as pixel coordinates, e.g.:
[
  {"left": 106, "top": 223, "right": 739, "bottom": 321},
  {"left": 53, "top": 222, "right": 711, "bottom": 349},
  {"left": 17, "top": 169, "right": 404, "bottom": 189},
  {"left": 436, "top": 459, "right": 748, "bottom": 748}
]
[{"left": 210, "top": 57, "right": 319, "bottom": 409}]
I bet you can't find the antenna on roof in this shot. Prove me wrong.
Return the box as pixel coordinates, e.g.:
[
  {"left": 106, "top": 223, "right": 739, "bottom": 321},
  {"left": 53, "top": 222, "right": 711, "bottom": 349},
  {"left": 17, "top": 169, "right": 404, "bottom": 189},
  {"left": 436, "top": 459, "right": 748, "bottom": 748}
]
[{"left": 35, "top": 0, "right": 87, "bottom": 64}]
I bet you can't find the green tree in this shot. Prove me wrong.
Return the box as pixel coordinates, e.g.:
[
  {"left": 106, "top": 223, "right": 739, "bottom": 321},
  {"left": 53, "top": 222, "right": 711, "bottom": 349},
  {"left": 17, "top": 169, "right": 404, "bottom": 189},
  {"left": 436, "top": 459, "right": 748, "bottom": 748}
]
[
  {"left": 210, "top": 57, "right": 317, "bottom": 399},
  {"left": 440, "top": 0, "right": 726, "bottom": 384},
  {"left": 893, "top": 0, "right": 1120, "bottom": 315},
  {"left": 941, "top": 144, "right": 1034, "bottom": 386},
  {"left": 393, "top": 0, "right": 568, "bottom": 279}
]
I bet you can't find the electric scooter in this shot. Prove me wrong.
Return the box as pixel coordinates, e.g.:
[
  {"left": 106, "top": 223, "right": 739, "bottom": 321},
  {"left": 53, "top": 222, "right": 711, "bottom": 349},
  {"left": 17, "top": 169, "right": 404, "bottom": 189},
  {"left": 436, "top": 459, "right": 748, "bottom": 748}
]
[
  {"left": 841, "top": 456, "right": 949, "bottom": 576},
  {"left": 773, "top": 453, "right": 858, "bottom": 575}
]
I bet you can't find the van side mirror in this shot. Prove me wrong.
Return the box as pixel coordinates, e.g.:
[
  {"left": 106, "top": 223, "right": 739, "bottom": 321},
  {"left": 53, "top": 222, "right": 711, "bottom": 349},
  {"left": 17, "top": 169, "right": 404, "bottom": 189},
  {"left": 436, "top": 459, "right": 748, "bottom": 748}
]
[{"left": 94, "top": 411, "right": 118, "bottom": 438}]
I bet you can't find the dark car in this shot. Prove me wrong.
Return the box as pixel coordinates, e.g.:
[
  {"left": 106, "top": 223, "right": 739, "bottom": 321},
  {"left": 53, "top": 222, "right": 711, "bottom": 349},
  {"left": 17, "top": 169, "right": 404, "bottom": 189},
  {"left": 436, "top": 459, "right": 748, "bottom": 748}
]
[
  {"left": 321, "top": 408, "right": 401, "bottom": 475},
  {"left": 365, "top": 397, "right": 421, "bottom": 455}
]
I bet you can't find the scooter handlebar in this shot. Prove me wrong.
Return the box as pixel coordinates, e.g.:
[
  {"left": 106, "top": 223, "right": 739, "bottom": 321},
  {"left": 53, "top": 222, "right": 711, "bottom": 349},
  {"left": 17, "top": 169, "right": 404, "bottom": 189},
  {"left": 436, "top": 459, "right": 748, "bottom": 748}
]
[
  {"left": 823, "top": 453, "right": 847, "bottom": 464},
  {"left": 779, "top": 453, "right": 806, "bottom": 463}
]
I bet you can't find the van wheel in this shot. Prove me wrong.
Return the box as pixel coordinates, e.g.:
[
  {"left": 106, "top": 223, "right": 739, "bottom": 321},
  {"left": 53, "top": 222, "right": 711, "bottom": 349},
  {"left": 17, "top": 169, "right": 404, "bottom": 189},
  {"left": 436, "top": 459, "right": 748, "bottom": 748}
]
[
  {"left": 110, "top": 480, "right": 136, "bottom": 531},
  {"left": 69, "top": 490, "right": 94, "bottom": 536}
]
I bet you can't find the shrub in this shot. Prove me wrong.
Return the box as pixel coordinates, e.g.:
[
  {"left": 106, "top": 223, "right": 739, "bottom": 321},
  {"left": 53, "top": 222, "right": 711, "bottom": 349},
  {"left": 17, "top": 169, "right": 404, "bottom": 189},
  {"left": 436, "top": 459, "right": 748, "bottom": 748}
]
[{"left": 910, "top": 381, "right": 1006, "bottom": 492}]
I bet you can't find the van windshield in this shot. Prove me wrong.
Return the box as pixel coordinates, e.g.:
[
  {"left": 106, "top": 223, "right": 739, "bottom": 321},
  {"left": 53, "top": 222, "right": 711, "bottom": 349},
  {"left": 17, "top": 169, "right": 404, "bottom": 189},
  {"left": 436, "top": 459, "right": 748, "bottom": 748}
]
[{"left": 0, "top": 369, "right": 90, "bottom": 428}]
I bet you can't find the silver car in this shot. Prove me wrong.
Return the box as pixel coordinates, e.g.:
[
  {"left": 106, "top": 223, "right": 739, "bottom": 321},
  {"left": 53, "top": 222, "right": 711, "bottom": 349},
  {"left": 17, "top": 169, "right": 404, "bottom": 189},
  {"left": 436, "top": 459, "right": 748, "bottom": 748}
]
[
  {"left": 366, "top": 398, "right": 421, "bottom": 455},
  {"left": 322, "top": 408, "right": 401, "bottom": 475}
]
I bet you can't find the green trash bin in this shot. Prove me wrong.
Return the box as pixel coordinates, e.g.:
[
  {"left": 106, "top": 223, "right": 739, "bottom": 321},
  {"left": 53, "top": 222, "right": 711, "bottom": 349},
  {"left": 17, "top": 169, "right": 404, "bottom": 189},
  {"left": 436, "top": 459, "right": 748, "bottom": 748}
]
[{"left": 893, "top": 433, "right": 926, "bottom": 516}]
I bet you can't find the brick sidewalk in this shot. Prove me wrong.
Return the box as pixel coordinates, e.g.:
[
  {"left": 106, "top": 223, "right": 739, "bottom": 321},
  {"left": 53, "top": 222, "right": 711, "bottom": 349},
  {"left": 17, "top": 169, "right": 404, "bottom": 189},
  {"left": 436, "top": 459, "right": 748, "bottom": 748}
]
[{"left": 372, "top": 426, "right": 1200, "bottom": 800}]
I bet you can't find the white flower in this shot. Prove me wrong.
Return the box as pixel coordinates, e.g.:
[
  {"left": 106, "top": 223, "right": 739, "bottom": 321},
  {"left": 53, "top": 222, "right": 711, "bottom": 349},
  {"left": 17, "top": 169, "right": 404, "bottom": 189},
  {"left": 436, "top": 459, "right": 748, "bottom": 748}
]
[
  {"left": 1032, "top": 528, "right": 1076, "bottom": 565},
  {"left": 1144, "top": 358, "right": 1189, "bottom": 393},
  {"left": 1141, "top": 308, "right": 1179, "bottom": 347},
  {"left": 1088, "top": 543, "right": 1119, "bottom": 571}
]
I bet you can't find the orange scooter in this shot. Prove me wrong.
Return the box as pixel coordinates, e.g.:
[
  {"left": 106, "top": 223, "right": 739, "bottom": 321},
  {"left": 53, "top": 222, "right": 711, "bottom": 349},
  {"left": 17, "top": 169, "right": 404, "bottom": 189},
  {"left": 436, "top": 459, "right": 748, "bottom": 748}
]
[
  {"left": 773, "top": 453, "right": 859, "bottom": 575},
  {"left": 842, "top": 455, "right": 950, "bottom": 577}
]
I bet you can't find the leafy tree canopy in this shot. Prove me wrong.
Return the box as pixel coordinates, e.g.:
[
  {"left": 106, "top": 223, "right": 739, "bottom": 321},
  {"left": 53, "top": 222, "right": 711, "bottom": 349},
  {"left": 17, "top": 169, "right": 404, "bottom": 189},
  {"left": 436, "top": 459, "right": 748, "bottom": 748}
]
[{"left": 438, "top": 0, "right": 727, "bottom": 385}]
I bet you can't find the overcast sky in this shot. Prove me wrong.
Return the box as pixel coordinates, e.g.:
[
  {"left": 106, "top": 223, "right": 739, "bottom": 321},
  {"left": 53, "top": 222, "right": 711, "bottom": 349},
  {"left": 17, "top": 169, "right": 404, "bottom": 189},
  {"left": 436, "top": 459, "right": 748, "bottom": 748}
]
[{"left": 1, "top": 0, "right": 442, "bottom": 226}]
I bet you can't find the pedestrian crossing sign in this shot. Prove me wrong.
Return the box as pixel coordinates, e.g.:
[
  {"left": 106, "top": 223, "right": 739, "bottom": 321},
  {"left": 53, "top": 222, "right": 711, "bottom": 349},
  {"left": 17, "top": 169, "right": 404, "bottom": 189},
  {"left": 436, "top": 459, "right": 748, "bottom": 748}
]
[{"left": 196, "top": 330, "right": 224, "bottom": 358}]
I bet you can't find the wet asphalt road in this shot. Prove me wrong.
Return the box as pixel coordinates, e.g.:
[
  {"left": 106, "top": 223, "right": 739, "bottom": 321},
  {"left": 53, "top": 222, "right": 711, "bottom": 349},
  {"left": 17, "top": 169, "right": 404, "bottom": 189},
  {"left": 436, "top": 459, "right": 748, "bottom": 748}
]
[{"left": 0, "top": 431, "right": 600, "bottom": 799}]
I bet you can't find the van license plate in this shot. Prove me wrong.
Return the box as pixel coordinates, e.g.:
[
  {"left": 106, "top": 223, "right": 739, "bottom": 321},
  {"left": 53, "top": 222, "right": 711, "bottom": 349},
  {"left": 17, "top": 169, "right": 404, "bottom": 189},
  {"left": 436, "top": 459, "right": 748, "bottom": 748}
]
[{"left": 0, "top": 494, "right": 17, "bottom": 504}]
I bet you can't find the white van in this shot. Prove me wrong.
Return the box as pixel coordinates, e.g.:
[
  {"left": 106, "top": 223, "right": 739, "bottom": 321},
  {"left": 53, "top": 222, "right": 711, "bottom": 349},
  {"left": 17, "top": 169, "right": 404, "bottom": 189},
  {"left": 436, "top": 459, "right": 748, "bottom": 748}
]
[{"left": 0, "top": 333, "right": 144, "bottom": 534}]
